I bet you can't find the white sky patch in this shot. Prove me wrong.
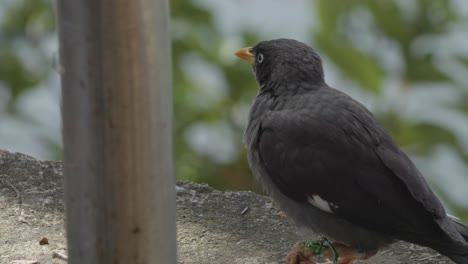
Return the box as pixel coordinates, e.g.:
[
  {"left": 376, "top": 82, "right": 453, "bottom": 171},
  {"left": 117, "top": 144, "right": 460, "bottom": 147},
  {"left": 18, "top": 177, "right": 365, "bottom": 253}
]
[
  {"left": 414, "top": 145, "right": 468, "bottom": 208},
  {"left": 179, "top": 53, "right": 229, "bottom": 107},
  {"left": 195, "top": 0, "right": 313, "bottom": 40},
  {"left": 184, "top": 121, "right": 238, "bottom": 164}
]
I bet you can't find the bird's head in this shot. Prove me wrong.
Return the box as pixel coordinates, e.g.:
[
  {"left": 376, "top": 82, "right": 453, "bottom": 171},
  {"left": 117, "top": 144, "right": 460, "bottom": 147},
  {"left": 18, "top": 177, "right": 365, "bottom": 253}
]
[{"left": 235, "top": 39, "right": 325, "bottom": 89}]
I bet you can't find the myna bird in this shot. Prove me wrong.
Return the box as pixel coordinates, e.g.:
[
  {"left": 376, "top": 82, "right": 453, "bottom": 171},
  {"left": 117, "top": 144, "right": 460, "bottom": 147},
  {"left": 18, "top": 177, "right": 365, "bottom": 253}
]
[{"left": 235, "top": 39, "right": 468, "bottom": 264}]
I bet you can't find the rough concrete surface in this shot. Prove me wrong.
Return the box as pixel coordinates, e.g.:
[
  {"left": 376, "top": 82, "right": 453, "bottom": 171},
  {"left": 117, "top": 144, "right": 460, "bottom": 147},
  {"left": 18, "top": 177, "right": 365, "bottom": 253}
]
[{"left": 0, "top": 149, "right": 455, "bottom": 263}]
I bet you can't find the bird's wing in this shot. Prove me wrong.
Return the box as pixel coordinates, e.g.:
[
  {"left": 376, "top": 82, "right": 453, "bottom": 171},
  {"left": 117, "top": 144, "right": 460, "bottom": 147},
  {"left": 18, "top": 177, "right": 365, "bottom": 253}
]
[{"left": 256, "top": 99, "right": 449, "bottom": 243}]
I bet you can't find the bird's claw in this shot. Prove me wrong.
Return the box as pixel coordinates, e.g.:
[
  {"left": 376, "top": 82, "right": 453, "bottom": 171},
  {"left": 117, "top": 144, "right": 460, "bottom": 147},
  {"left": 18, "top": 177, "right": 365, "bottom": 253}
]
[{"left": 322, "top": 238, "right": 339, "bottom": 264}]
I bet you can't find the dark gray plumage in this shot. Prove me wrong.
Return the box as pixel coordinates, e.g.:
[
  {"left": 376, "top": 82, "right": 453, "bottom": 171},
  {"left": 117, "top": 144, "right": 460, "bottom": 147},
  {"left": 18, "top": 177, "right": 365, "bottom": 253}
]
[{"left": 238, "top": 39, "right": 468, "bottom": 263}]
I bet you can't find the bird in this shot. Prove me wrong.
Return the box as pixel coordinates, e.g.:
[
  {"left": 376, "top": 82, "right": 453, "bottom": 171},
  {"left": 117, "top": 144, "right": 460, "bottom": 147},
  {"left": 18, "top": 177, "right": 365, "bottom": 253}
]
[{"left": 235, "top": 38, "right": 468, "bottom": 264}]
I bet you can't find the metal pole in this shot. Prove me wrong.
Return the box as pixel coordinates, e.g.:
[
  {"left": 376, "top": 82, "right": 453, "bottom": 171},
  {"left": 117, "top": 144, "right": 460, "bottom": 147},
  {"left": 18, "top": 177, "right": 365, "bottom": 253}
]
[{"left": 55, "top": 1, "right": 176, "bottom": 263}]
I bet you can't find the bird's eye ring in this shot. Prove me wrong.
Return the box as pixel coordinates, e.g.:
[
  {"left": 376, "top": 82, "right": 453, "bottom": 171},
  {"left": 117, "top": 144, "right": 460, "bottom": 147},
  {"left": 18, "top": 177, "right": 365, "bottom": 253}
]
[{"left": 257, "top": 53, "right": 264, "bottom": 63}]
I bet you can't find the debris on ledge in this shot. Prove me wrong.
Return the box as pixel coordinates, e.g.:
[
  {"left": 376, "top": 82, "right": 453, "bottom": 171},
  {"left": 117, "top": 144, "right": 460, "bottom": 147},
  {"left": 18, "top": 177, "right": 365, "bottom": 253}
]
[{"left": 0, "top": 150, "right": 454, "bottom": 263}]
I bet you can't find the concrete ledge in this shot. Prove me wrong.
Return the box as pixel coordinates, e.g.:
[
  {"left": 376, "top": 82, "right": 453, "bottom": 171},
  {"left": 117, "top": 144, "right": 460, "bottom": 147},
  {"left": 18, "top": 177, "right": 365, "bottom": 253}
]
[{"left": 0, "top": 150, "right": 453, "bottom": 263}]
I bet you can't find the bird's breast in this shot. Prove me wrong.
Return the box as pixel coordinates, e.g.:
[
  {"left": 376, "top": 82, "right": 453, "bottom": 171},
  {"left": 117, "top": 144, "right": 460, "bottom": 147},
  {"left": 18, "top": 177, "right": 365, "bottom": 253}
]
[{"left": 243, "top": 94, "right": 273, "bottom": 146}]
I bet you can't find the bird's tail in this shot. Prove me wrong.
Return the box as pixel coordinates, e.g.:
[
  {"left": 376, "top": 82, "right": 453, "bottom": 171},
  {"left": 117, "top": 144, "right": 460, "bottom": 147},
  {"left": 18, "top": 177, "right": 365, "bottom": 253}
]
[
  {"left": 448, "top": 254, "right": 468, "bottom": 264},
  {"left": 451, "top": 216, "right": 468, "bottom": 243},
  {"left": 447, "top": 217, "right": 468, "bottom": 264}
]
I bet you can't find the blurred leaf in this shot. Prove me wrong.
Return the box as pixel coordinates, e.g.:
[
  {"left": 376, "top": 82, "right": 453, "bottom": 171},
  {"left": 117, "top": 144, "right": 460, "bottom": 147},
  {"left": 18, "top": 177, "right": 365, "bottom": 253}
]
[
  {"left": 453, "top": 93, "right": 468, "bottom": 114},
  {"left": 406, "top": 54, "right": 451, "bottom": 82},
  {"left": 363, "top": 1, "right": 411, "bottom": 45},
  {"left": 2, "top": 0, "right": 54, "bottom": 39},
  {"left": 0, "top": 0, "right": 54, "bottom": 105},
  {"left": 0, "top": 50, "right": 41, "bottom": 100},
  {"left": 315, "top": 32, "right": 384, "bottom": 93},
  {"left": 457, "top": 56, "right": 468, "bottom": 69},
  {"left": 315, "top": 1, "right": 385, "bottom": 93}
]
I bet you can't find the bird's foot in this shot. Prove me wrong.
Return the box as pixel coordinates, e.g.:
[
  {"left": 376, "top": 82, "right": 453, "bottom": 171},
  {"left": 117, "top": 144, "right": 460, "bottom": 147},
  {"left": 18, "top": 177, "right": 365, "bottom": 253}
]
[
  {"left": 286, "top": 238, "right": 379, "bottom": 264},
  {"left": 286, "top": 238, "right": 336, "bottom": 264}
]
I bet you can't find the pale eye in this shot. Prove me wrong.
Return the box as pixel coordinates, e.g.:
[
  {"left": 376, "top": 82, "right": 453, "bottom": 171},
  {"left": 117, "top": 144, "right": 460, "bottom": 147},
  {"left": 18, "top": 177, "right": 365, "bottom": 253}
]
[{"left": 257, "top": 53, "right": 264, "bottom": 63}]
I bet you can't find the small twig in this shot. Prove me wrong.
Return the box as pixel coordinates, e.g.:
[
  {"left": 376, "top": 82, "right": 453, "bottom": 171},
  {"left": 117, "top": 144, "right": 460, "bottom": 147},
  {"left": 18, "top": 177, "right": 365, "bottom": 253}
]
[
  {"left": 240, "top": 206, "right": 249, "bottom": 215},
  {"left": 414, "top": 254, "right": 439, "bottom": 261},
  {"left": 11, "top": 260, "right": 39, "bottom": 264},
  {"left": 52, "top": 251, "right": 68, "bottom": 261},
  {"left": 24, "top": 187, "right": 58, "bottom": 194},
  {"left": 0, "top": 178, "right": 22, "bottom": 204}
]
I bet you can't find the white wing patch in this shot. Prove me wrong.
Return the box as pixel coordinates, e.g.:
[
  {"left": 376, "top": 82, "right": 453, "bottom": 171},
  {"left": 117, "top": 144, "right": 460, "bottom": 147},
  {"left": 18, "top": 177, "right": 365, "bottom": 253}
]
[{"left": 307, "top": 194, "right": 338, "bottom": 213}]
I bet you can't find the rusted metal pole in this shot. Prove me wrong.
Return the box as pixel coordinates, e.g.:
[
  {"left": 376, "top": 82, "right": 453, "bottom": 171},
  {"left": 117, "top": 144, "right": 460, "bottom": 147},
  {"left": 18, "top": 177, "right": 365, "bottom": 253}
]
[{"left": 55, "top": 1, "right": 176, "bottom": 263}]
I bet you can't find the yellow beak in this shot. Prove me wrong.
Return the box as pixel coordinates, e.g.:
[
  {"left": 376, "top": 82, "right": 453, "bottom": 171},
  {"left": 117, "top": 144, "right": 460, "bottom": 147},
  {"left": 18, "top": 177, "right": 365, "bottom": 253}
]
[{"left": 234, "top": 47, "right": 254, "bottom": 64}]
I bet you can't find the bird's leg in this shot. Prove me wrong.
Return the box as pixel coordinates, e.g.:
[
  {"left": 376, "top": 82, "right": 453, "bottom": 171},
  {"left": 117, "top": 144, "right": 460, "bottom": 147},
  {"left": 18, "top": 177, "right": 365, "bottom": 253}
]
[
  {"left": 286, "top": 241, "right": 319, "bottom": 264},
  {"left": 286, "top": 238, "right": 338, "bottom": 264},
  {"left": 320, "top": 237, "right": 338, "bottom": 263},
  {"left": 286, "top": 239, "right": 379, "bottom": 264}
]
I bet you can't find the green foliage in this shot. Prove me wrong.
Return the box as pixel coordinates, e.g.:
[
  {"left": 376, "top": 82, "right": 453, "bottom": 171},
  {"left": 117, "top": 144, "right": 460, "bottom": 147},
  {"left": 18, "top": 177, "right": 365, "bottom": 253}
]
[
  {"left": 171, "top": 0, "right": 261, "bottom": 190},
  {"left": 0, "top": 0, "right": 54, "bottom": 104},
  {"left": 314, "top": 0, "right": 456, "bottom": 90},
  {"left": 0, "top": 0, "right": 467, "bottom": 219}
]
